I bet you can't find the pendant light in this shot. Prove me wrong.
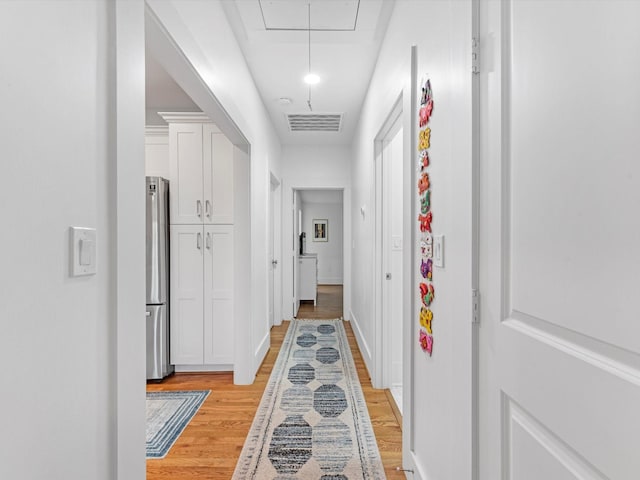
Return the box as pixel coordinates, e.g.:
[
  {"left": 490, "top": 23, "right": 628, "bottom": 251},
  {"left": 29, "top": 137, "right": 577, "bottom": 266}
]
[{"left": 303, "top": 3, "right": 319, "bottom": 111}]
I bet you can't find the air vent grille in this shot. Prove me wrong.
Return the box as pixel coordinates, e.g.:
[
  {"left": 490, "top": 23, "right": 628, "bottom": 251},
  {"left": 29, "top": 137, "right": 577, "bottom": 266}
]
[{"left": 287, "top": 114, "right": 343, "bottom": 132}]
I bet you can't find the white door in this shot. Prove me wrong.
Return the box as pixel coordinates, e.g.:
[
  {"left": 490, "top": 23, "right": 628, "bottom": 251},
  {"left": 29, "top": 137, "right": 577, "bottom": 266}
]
[
  {"left": 203, "top": 124, "right": 234, "bottom": 224},
  {"left": 269, "top": 179, "right": 276, "bottom": 327},
  {"left": 169, "top": 123, "right": 203, "bottom": 224},
  {"left": 203, "top": 225, "right": 234, "bottom": 365},
  {"left": 170, "top": 225, "right": 204, "bottom": 365},
  {"left": 382, "top": 124, "right": 404, "bottom": 406},
  {"left": 292, "top": 191, "right": 301, "bottom": 317},
  {"left": 478, "top": 2, "right": 640, "bottom": 479}
]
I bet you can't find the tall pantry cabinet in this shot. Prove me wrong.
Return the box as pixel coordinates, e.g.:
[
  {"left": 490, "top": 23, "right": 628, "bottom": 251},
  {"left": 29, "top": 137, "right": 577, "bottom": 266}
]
[{"left": 161, "top": 112, "right": 235, "bottom": 371}]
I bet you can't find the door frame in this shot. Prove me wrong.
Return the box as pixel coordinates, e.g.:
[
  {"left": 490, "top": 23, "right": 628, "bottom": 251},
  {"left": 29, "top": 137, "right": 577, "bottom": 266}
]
[
  {"left": 269, "top": 172, "right": 282, "bottom": 326},
  {"left": 471, "top": 0, "right": 481, "bottom": 478},
  {"left": 373, "top": 94, "right": 404, "bottom": 389},
  {"left": 285, "top": 186, "right": 351, "bottom": 320},
  {"left": 145, "top": 2, "right": 253, "bottom": 384}
]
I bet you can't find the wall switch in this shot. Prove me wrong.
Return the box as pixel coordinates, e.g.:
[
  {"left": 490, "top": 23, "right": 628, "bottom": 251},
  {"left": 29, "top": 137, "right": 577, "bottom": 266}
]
[
  {"left": 434, "top": 234, "right": 444, "bottom": 268},
  {"left": 79, "top": 239, "right": 94, "bottom": 265},
  {"left": 70, "top": 227, "right": 97, "bottom": 276}
]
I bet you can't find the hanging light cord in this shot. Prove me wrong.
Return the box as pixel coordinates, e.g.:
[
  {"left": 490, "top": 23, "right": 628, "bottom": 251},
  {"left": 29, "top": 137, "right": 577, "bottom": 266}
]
[{"left": 307, "top": 3, "right": 313, "bottom": 111}]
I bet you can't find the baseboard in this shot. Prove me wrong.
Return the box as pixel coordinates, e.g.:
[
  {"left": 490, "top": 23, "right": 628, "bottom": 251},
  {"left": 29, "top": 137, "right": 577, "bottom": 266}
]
[
  {"left": 349, "top": 309, "right": 373, "bottom": 376},
  {"left": 317, "top": 277, "right": 343, "bottom": 285},
  {"left": 174, "top": 364, "right": 233, "bottom": 373},
  {"left": 407, "top": 450, "right": 428, "bottom": 480},
  {"left": 254, "top": 330, "right": 270, "bottom": 374}
]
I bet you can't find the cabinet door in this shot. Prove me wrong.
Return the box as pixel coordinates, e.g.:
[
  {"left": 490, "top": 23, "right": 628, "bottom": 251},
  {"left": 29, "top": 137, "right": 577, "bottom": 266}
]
[
  {"left": 299, "top": 257, "right": 317, "bottom": 301},
  {"left": 203, "top": 225, "right": 234, "bottom": 365},
  {"left": 170, "top": 225, "right": 204, "bottom": 364},
  {"left": 203, "top": 124, "right": 234, "bottom": 224},
  {"left": 169, "top": 123, "right": 204, "bottom": 224}
]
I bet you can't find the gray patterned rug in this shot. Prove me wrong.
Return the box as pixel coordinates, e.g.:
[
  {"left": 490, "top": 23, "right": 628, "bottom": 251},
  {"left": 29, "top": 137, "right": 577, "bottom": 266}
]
[
  {"left": 146, "top": 390, "right": 209, "bottom": 458},
  {"left": 233, "top": 319, "right": 386, "bottom": 479}
]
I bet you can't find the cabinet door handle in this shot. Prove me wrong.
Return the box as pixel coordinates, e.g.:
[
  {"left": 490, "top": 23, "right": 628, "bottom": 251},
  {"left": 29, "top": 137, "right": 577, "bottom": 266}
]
[
  {"left": 205, "top": 200, "right": 211, "bottom": 218},
  {"left": 197, "top": 200, "right": 202, "bottom": 218},
  {"left": 197, "top": 232, "right": 202, "bottom": 250},
  {"left": 206, "top": 232, "right": 212, "bottom": 250}
]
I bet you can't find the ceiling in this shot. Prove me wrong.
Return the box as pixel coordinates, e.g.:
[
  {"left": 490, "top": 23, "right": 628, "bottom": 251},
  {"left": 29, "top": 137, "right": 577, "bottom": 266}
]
[{"left": 145, "top": 0, "right": 394, "bottom": 145}]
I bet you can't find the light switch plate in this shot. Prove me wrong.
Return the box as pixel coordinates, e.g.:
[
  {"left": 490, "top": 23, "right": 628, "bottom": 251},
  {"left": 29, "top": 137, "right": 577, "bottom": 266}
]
[
  {"left": 70, "top": 227, "right": 97, "bottom": 276},
  {"left": 433, "top": 234, "right": 444, "bottom": 268}
]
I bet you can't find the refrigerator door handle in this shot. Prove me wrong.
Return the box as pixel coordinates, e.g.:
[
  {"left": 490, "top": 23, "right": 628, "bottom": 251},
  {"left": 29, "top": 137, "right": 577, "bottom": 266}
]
[
  {"left": 206, "top": 232, "right": 212, "bottom": 250},
  {"left": 205, "top": 200, "right": 211, "bottom": 218},
  {"left": 197, "top": 200, "right": 202, "bottom": 218},
  {"left": 197, "top": 232, "right": 202, "bottom": 250}
]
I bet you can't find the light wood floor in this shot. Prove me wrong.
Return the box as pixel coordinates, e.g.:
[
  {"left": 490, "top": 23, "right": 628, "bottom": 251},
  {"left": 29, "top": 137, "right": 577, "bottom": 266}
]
[{"left": 147, "top": 285, "right": 404, "bottom": 479}]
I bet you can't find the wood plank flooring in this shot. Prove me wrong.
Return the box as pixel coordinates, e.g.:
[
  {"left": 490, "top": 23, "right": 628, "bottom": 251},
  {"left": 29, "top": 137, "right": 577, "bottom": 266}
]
[
  {"left": 296, "top": 284, "right": 345, "bottom": 320},
  {"left": 147, "top": 285, "right": 404, "bottom": 479}
]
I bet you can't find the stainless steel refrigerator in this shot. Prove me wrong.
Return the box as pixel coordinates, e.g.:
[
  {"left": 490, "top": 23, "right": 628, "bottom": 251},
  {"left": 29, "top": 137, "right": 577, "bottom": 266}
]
[{"left": 146, "top": 176, "right": 174, "bottom": 380}]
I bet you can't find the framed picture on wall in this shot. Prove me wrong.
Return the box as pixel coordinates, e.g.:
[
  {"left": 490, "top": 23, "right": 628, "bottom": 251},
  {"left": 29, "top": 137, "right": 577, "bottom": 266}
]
[{"left": 312, "top": 219, "right": 328, "bottom": 242}]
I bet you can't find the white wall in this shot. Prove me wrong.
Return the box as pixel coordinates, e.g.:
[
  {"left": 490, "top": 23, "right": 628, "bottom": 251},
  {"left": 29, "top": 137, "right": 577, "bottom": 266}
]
[
  {"left": 146, "top": 0, "right": 282, "bottom": 383},
  {"left": 281, "top": 145, "right": 352, "bottom": 320},
  {"left": 0, "top": 1, "right": 145, "bottom": 479},
  {"left": 350, "top": 1, "right": 473, "bottom": 479},
  {"left": 302, "top": 201, "right": 344, "bottom": 284}
]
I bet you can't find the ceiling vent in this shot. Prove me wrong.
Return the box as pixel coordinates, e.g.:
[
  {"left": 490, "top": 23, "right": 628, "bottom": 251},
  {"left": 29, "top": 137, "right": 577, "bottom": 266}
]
[{"left": 287, "top": 113, "right": 343, "bottom": 132}]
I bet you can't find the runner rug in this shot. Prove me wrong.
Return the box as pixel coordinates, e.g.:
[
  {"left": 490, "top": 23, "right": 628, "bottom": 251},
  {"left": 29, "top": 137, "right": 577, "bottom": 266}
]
[
  {"left": 233, "top": 319, "right": 386, "bottom": 479},
  {"left": 146, "top": 390, "right": 209, "bottom": 459}
]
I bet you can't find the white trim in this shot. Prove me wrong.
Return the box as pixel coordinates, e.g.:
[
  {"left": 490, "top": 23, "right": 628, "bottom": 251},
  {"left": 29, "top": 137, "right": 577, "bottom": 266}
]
[
  {"left": 158, "top": 111, "right": 211, "bottom": 123},
  {"left": 175, "top": 364, "right": 234, "bottom": 372},
  {"left": 285, "top": 185, "right": 352, "bottom": 322},
  {"left": 317, "top": 277, "right": 343, "bottom": 285},
  {"left": 372, "top": 93, "right": 404, "bottom": 389},
  {"left": 349, "top": 309, "right": 373, "bottom": 375},
  {"left": 144, "top": 125, "right": 169, "bottom": 136},
  {"left": 254, "top": 331, "right": 270, "bottom": 371},
  {"left": 144, "top": 125, "right": 169, "bottom": 137},
  {"left": 115, "top": 1, "right": 146, "bottom": 478}
]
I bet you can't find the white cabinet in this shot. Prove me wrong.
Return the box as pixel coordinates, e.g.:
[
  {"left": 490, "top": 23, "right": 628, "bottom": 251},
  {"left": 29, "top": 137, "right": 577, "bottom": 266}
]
[
  {"left": 168, "top": 121, "right": 234, "bottom": 225},
  {"left": 299, "top": 255, "right": 318, "bottom": 305},
  {"left": 204, "top": 124, "right": 234, "bottom": 224},
  {"left": 169, "top": 225, "right": 204, "bottom": 365},
  {"left": 203, "top": 225, "right": 234, "bottom": 364},
  {"left": 162, "top": 113, "right": 236, "bottom": 370},
  {"left": 144, "top": 126, "right": 170, "bottom": 178},
  {"left": 170, "top": 225, "right": 234, "bottom": 367}
]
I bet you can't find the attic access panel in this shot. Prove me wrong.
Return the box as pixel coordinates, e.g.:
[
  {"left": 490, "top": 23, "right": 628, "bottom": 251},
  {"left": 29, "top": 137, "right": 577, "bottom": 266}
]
[{"left": 259, "top": 0, "right": 360, "bottom": 31}]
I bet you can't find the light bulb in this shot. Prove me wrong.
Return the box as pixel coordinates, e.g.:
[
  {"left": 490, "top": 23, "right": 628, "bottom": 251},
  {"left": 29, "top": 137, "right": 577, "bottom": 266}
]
[{"left": 304, "top": 73, "right": 320, "bottom": 85}]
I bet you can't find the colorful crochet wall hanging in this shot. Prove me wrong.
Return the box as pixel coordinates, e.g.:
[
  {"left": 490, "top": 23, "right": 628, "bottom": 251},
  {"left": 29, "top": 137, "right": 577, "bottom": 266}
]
[{"left": 417, "top": 78, "right": 435, "bottom": 356}]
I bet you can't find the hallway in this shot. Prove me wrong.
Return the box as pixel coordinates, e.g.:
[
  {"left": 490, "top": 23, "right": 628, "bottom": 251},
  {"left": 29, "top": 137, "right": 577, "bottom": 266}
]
[
  {"left": 296, "top": 284, "right": 344, "bottom": 320},
  {"left": 147, "top": 286, "right": 403, "bottom": 479}
]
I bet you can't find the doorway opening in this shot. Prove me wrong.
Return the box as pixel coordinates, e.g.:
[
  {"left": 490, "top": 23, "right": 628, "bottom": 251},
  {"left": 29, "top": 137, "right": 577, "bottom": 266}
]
[
  {"left": 145, "top": 6, "right": 253, "bottom": 386},
  {"left": 373, "top": 94, "right": 404, "bottom": 411},
  {"left": 293, "top": 189, "right": 345, "bottom": 319},
  {"left": 269, "top": 173, "right": 282, "bottom": 328}
]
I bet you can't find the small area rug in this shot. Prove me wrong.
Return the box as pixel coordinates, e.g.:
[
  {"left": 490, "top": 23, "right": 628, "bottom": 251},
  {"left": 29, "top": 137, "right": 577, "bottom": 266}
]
[
  {"left": 146, "top": 390, "right": 210, "bottom": 459},
  {"left": 233, "top": 319, "right": 386, "bottom": 479}
]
